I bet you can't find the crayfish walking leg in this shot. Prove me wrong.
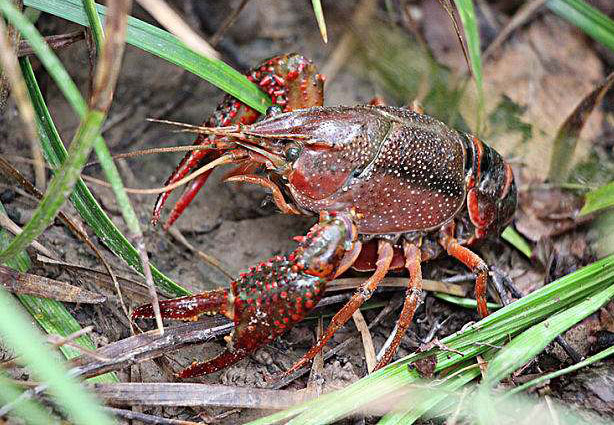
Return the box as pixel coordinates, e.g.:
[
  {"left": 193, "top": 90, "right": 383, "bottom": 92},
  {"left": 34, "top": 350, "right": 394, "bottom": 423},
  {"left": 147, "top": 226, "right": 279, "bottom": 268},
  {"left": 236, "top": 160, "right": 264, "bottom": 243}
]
[{"left": 132, "top": 211, "right": 358, "bottom": 378}]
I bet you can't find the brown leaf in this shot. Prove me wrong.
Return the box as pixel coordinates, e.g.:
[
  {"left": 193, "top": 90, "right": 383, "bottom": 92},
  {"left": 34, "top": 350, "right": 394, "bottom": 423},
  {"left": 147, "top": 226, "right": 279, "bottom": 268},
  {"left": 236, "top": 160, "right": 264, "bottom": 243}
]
[{"left": 0, "top": 264, "right": 105, "bottom": 304}]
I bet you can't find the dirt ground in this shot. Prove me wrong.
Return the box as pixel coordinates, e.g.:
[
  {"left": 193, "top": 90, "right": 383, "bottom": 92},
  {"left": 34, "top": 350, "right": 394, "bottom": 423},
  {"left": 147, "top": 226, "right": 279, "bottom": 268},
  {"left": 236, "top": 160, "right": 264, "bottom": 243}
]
[{"left": 1, "top": 0, "right": 614, "bottom": 423}]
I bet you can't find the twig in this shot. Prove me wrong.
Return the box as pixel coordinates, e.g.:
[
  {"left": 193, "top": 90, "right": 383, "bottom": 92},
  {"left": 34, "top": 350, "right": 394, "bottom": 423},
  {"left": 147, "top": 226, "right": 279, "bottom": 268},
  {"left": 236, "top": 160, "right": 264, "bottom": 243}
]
[
  {"left": 36, "top": 255, "right": 158, "bottom": 303},
  {"left": 482, "top": 0, "right": 548, "bottom": 61},
  {"left": 307, "top": 316, "right": 324, "bottom": 395},
  {"left": 17, "top": 31, "right": 85, "bottom": 57},
  {"left": 94, "top": 382, "right": 309, "bottom": 409},
  {"left": 269, "top": 297, "right": 403, "bottom": 389},
  {"left": 320, "top": 0, "right": 376, "bottom": 84},
  {"left": 72, "top": 318, "right": 232, "bottom": 379},
  {"left": 0, "top": 211, "right": 57, "bottom": 259},
  {"left": 135, "top": 234, "right": 164, "bottom": 334},
  {"left": 135, "top": 0, "right": 219, "bottom": 59},
  {"left": 0, "top": 263, "right": 105, "bottom": 304},
  {"left": 209, "top": 0, "right": 250, "bottom": 47},
  {"left": 47, "top": 326, "right": 110, "bottom": 362},
  {"left": 352, "top": 309, "right": 376, "bottom": 373}
]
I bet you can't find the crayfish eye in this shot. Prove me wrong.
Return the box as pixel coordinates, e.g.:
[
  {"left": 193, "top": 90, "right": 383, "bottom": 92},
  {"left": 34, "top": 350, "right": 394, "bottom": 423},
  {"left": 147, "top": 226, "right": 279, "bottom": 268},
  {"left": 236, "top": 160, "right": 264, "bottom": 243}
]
[
  {"left": 266, "top": 105, "right": 283, "bottom": 117},
  {"left": 285, "top": 144, "right": 301, "bottom": 162}
]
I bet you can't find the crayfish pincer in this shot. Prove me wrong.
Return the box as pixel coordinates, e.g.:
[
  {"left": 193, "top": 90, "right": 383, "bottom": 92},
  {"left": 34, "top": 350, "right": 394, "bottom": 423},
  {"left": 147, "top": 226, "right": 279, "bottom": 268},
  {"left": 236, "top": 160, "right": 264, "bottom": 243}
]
[
  {"left": 135, "top": 54, "right": 517, "bottom": 378},
  {"left": 132, "top": 211, "right": 358, "bottom": 377}
]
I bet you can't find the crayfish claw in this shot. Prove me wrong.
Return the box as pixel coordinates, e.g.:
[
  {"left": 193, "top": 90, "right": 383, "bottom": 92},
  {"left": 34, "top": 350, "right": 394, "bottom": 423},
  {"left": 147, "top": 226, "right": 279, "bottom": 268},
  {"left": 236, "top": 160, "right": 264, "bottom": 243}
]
[
  {"left": 131, "top": 289, "right": 232, "bottom": 322},
  {"left": 176, "top": 349, "right": 246, "bottom": 378}
]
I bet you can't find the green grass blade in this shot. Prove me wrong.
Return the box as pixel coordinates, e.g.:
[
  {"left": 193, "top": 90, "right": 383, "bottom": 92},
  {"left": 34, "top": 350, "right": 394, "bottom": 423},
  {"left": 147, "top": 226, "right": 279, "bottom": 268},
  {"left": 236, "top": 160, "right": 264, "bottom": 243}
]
[
  {"left": 377, "top": 365, "right": 482, "bottom": 425},
  {"left": 579, "top": 181, "right": 614, "bottom": 215},
  {"left": 508, "top": 344, "right": 614, "bottom": 395},
  {"left": 547, "top": 0, "right": 614, "bottom": 52},
  {"left": 453, "top": 0, "right": 484, "bottom": 132},
  {"left": 248, "top": 254, "right": 614, "bottom": 424},
  {"left": 434, "top": 292, "right": 501, "bottom": 310},
  {"left": 0, "top": 109, "right": 104, "bottom": 263},
  {"left": 0, "top": 0, "right": 86, "bottom": 113},
  {"left": 23, "top": 0, "right": 271, "bottom": 113},
  {"left": 0, "top": 290, "right": 114, "bottom": 425},
  {"left": 0, "top": 373, "right": 60, "bottom": 425},
  {"left": 0, "top": 201, "right": 116, "bottom": 385},
  {"left": 0, "top": 203, "right": 114, "bottom": 422},
  {"left": 20, "top": 57, "right": 188, "bottom": 296},
  {"left": 310, "top": 0, "right": 328, "bottom": 43},
  {"left": 483, "top": 281, "right": 614, "bottom": 387},
  {"left": 0, "top": 0, "right": 103, "bottom": 264},
  {"left": 82, "top": 0, "right": 104, "bottom": 52},
  {"left": 501, "top": 226, "right": 532, "bottom": 258}
]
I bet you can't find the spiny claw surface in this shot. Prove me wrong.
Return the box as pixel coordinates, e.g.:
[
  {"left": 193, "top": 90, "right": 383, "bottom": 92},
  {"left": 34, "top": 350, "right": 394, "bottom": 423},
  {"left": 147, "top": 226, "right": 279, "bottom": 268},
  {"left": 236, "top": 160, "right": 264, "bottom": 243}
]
[
  {"left": 131, "top": 289, "right": 231, "bottom": 322},
  {"left": 133, "top": 211, "right": 357, "bottom": 377}
]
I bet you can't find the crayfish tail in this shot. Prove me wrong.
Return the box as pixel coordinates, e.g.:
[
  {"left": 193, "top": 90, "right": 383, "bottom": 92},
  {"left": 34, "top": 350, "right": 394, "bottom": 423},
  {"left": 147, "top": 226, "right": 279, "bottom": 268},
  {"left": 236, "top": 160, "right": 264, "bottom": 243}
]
[{"left": 131, "top": 289, "right": 232, "bottom": 321}]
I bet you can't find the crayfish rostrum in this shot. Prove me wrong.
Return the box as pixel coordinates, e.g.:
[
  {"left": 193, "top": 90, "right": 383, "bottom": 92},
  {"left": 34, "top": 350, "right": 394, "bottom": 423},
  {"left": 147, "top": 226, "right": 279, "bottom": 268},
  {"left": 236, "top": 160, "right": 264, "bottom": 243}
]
[{"left": 133, "top": 54, "right": 517, "bottom": 378}]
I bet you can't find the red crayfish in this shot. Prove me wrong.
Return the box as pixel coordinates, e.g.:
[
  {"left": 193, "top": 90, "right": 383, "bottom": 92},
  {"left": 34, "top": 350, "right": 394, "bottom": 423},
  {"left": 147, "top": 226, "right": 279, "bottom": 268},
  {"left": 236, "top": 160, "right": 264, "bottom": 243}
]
[{"left": 133, "top": 54, "right": 517, "bottom": 378}]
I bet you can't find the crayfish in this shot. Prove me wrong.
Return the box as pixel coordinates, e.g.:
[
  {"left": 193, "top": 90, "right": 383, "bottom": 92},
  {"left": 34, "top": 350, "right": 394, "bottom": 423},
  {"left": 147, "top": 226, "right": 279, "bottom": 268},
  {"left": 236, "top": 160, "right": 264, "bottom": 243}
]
[{"left": 133, "top": 54, "right": 517, "bottom": 378}]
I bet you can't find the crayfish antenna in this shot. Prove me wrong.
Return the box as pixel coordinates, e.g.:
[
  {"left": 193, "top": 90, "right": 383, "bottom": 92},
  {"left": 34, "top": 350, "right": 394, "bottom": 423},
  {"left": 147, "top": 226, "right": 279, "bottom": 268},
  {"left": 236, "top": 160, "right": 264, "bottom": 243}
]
[{"left": 131, "top": 289, "right": 232, "bottom": 321}]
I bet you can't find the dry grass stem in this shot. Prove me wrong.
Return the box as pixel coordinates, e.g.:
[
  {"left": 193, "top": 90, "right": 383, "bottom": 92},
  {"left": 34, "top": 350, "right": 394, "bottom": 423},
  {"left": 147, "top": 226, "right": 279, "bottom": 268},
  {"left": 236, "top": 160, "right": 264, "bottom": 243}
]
[
  {"left": 352, "top": 309, "right": 377, "bottom": 373},
  {"left": 483, "top": 0, "right": 548, "bottom": 60},
  {"left": 17, "top": 30, "right": 85, "bottom": 57},
  {"left": 0, "top": 211, "right": 57, "bottom": 259},
  {"left": 135, "top": 0, "right": 220, "bottom": 59},
  {"left": 0, "top": 18, "right": 45, "bottom": 190},
  {"left": 0, "top": 156, "right": 124, "bottom": 316},
  {"left": 320, "top": 0, "right": 376, "bottom": 84}
]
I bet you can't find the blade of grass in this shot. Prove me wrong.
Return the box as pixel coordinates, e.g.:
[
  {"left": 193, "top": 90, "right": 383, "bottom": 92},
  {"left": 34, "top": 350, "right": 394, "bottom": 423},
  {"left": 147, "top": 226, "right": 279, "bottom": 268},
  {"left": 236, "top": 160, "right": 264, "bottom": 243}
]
[
  {"left": 10, "top": 0, "right": 187, "bottom": 301},
  {"left": 433, "top": 292, "right": 501, "bottom": 310},
  {"left": 547, "top": 0, "right": 614, "bottom": 52},
  {"left": 311, "top": 0, "right": 328, "bottom": 43},
  {"left": 135, "top": 0, "right": 219, "bottom": 59},
  {"left": 483, "top": 281, "right": 614, "bottom": 387},
  {"left": 82, "top": 0, "right": 165, "bottom": 330},
  {"left": 508, "top": 344, "right": 614, "bottom": 395},
  {"left": 82, "top": 0, "right": 103, "bottom": 52},
  {"left": 579, "top": 181, "right": 614, "bottom": 215},
  {"left": 0, "top": 373, "right": 59, "bottom": 425},
  {"left": 452, "top": 0, "right": 484, "bottom": 133},
  {"left": 0, "top": 289, "right": 114, "bottom": 424},
  {"left": 0, "top": 203, "right": 117, "bottom": 384},
  {"left": 501, "top": 226, "right": 532, "bottom": 258},
  {"left": 547, "top": 71, "right": 614, "bottom": 182},
  {"left": 377, "top": 364, "right": 482, "bottom": 425},
  {"left": 248, "top": 254, "right": 614, "bottom": 424},
  {"left": 0, "top": 108, "right": 104, "bottom": 263},
  {"left": 23, "top": 0, "right": 271, "bottom": 112},
  {"left": 20, "top": 56, "right": 188, "bottom": 296}
]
